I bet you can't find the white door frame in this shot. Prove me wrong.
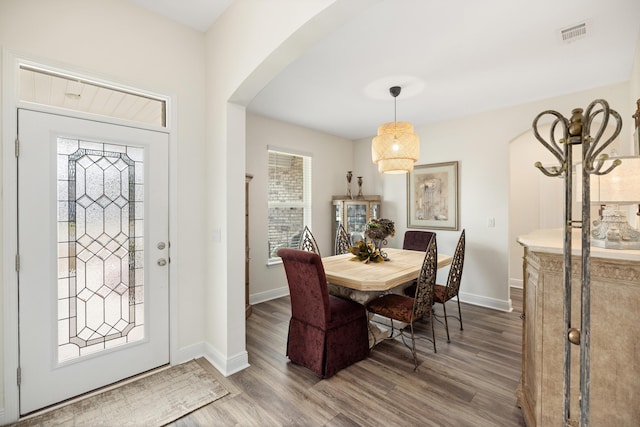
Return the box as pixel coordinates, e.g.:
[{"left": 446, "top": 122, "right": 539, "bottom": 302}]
[{"left": 1, "top": 51, "right": 180, "bottom": 423}]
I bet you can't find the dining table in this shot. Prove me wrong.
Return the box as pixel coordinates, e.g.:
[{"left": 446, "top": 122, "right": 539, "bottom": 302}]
[
  {"left": 322, "top": 247, "right": 453, "bottom": 346},
  {"left": 323, "top": 247, "right": 452, "bottom": 292}
]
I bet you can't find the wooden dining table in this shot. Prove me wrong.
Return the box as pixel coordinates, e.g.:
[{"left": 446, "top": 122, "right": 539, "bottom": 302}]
[
  {"left": 322, "top": 247, "right": 452, "bottom": 292},
  {"left": 322, "top": 247, "right": 453, "bottom": 347}
]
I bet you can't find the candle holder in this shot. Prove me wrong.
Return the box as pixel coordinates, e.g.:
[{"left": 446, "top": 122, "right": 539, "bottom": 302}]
[
  {"left": 346, "top": 171, "right": 353, "bottom": 199},
  {"left": 357, "top": 176, "right": 363, "bottom": 198}
]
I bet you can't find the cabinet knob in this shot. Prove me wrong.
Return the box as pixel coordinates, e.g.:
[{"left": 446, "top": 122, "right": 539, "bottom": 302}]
[{"left": 567, "top": 328, "right": 581, "bottom": 345}]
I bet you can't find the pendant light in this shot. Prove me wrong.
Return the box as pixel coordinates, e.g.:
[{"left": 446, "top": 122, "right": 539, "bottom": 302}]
[{"left": 371, "top": 86, "right": 420, "bottom": 174}]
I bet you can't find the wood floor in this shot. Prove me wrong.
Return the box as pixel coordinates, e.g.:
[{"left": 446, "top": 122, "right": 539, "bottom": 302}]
[{"left": 172, "top": 289, "right": 526, "bottom": 426}]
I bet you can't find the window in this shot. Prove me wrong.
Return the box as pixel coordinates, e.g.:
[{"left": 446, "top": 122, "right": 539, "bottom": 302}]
[
  {"left": 267, "top": 148, "right": 312, "bottom": 264},
  {"left": 19, "top": 65, "right": 167, "bottom": 127}
]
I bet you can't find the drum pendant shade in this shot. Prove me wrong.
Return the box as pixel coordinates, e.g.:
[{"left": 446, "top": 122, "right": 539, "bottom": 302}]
[{"left": 371, "top": 86, "right": 419, "bottom": 174}]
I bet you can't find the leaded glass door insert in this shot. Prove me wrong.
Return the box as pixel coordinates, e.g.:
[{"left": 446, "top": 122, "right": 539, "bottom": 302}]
[
  {"left": 18, "top": 109, "right": 169, "bottom": 415},
  {"left": 57, "top": 138, "right": 145, "bottom": 363}
]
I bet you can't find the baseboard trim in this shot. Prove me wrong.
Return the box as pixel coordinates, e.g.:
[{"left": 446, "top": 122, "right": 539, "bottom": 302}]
[
  {"left": 175, "top": 341, "right": 249, "bottom": 377},
  {"left": 510, "top": 278, "right": 523, "bottom": 289},
  {"left": 249, "top": 286, "right": 289, "bottom": 305},
  {"left": 175, "top": 342, "right": 206, "bottom": 365},
  {"left": 459, "top": 291, "right": 512, "bottom": 312},
  {"left": 203, "top": 342, "right": 249, "bottom": 377}
]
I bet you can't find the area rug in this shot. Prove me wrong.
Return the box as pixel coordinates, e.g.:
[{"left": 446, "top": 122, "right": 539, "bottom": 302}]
[{"left": 13, "top": 360, "right": 229, "bottom": 426}]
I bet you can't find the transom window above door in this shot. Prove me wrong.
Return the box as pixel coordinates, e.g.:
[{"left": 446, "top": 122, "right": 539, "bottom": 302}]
[{"left": 19, "top": 65, "right": 167, "bottom": 127}]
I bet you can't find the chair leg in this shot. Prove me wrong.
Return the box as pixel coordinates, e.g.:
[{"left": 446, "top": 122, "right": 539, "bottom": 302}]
[
  {"left": 441, "top": 302, "right": 451, "bottom": 343},
  {"left": 429, "top": 311, "right": 437, "bottom": 354},
  {"left": 409, "top": 322, "right": 418, "bottom": 371},
  {"left": 457, "top": 297, "right": 464, "bottom": 330}
]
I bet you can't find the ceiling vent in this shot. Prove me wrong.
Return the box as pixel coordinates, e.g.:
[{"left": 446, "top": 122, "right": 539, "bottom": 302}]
[{"left": 559, "top": 22, "right": 587, "bottom": 43}]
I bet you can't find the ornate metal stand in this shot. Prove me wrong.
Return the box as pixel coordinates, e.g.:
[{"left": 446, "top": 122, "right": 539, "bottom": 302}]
[
  {"left": 368, "top": 237, "right": 389, "bottom": 260},
  {"left": 532, "top": 99, "right": 622, "bottom": 427}
]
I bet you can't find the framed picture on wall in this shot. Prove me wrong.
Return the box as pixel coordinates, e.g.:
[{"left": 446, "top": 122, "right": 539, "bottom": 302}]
[{"left": 407, "top": 161, "right": 459, "bottom": 230}]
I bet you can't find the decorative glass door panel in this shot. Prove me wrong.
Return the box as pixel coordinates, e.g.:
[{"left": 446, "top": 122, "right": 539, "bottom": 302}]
[
  {"left": 57, "top": 138, "right": 145, "bottom": 363},
  {"left": 18, "top": 109, "right": 169, "bottom": 415},
  {"left": 346, "top": 201, "right": 368, "bottom": 238}
]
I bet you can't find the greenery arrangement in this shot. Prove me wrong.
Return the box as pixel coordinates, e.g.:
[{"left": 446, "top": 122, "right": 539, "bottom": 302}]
[
  {"left": 365, "top": 218, "right": 395, "bottom": 240},
  {"left": 348, "top": 240, "right": 385, "bottom": 263}
]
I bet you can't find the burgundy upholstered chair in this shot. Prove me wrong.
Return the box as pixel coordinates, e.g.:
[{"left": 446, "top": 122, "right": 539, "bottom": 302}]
[
  {"left": 277, "top": 248, "right": 369, "bottom": 378},
  {"left": 367, "top": 238, "right": 438, "bottom": 370},
  {"left": 403, "top": 230, "right": 436, "bottom": 251},
  {"left": 402, "top": 230, "right": 436, "bottom": 291}
]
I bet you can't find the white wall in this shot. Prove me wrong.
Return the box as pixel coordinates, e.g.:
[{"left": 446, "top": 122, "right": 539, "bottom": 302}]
[
  {"left": 508, "top": 125, "right": 562, "bottom": 288},
  {"left": 201, "top": 0, "right": 376, "bottom": 374},
  {"left": 246, "top": 113, "right": 353, "bottom": 302}
]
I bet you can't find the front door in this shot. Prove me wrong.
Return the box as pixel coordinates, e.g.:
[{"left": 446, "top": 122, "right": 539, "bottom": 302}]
[{"left": 17, "top": 109, "right": 170, "bottom": 414}]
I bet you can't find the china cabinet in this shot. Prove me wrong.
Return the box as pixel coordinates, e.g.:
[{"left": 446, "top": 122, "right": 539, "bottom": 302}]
[{"left": 331, "top": 196, "right": 381, "bottom": 254}]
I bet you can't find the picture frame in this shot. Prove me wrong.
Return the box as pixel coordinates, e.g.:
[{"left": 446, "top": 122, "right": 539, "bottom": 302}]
[{"left": 407, "top": 161, "right": 459, "bottom": 230}]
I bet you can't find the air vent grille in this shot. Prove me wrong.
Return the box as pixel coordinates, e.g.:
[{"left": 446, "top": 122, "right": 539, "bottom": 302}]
[{"left": 560, "top": 23, "right": 587, "bottom": 42}]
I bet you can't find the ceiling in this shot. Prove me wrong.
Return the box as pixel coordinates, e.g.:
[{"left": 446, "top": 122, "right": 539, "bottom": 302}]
[{"left": 131, "top": 0, "right": 640, "bottom": 140}]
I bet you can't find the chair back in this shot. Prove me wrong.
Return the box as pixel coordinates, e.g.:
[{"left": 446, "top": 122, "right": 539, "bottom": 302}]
[
  {"left": 298, "top": 225, "right": 321, "bottom": 256},
  {"left": 445, "top": 229, "right": 466, "bottom": 298},
  {"left": 335, "top": 224, "right": 351, "bottom": 255},
  {"left": 412, "top": 238, "right": 438, "bottom": 320},
  {"left": 403, "top": 230, "right": 436, "bottom": 252},
  {"left": 277, "top": 248, "right": 330, "bottom": 328}
]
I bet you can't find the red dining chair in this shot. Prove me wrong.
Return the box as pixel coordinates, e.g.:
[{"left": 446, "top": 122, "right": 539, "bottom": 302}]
[
  {"left": 402, "top": 230, "right": 436, "bottom": 252},
  {"left": 401, "top": 230, "right": 436, "bottom": 291},
  {"left": 277, "top": 248, "right": 369, "bottom": 378},
  {"left": 366, "top": 238, "right": 438, "bottom": 370}
]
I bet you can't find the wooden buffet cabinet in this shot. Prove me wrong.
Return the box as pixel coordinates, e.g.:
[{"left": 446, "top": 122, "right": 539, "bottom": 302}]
[{"left": 517, "top": 229, "right": 640, "bottom": 426}]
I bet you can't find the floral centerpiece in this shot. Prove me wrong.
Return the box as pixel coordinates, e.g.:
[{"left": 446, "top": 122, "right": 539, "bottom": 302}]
[
  {"left": 365, "top": 218, "right": 395, "bottom": 240},
  {"left": 349, "top": 240, "right": 385, "bottom": 263},
  {"left": 348, "top": 218, "right": 395, "bottom": 262}
]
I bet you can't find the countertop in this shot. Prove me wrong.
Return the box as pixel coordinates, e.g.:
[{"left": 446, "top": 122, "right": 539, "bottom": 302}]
[{"left": 517, "top": 228, "right": 640, "bottom": 262}]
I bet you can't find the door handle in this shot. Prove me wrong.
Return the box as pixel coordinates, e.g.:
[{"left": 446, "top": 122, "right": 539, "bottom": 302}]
[{"left": 157, "top": 258, "right": 167, "bottom": 266}]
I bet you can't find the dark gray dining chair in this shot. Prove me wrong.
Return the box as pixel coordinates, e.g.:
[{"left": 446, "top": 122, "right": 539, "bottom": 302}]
[
  {"left": 298, "top": 225, "right": 321, "bottom": 256},
  {"left": 335, "top": 224, "right": 351, "bottom": 255}
]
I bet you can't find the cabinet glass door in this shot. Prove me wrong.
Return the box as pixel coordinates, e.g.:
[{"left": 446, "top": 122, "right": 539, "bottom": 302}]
[{"left": 345, "top": 201, "right": 368, "bottom": 244}]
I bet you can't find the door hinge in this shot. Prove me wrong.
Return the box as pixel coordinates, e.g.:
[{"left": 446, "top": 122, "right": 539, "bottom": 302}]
[
  {"left": 17, "top": 367, "right": 21, "bottom": 386},
  {"left": 15, "top": 137, "right": 19, "bottom": 158},
  {"left": 15, "top": 254, "right": 20, "bottom": 272}
]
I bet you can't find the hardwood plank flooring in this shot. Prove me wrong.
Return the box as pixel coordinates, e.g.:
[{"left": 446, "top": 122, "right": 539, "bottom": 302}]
[{"left": 172, "top": 288, "right": 525, "bottom": 426}]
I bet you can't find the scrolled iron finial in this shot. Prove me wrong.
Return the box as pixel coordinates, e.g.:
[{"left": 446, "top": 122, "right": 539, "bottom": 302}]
[
  {"left": 532, "top": 110, "right": 570, "bottom": 177},
  {"left": 533, "top": 99, "right": 622, "bottom": 178},
  {"left": 581, "top": 99, "right": 622, "bottom": 175}
]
